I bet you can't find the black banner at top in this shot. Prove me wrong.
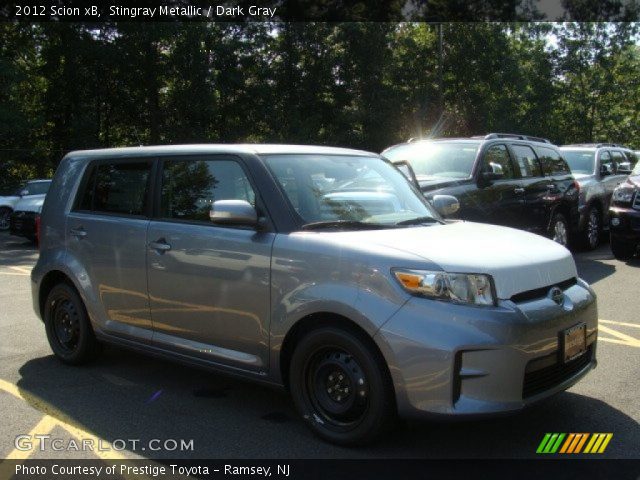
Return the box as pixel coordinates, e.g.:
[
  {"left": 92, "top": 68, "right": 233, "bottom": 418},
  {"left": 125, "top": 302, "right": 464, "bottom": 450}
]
[{"left": 1, "top": 0, "right": 639, "bottom": 22}]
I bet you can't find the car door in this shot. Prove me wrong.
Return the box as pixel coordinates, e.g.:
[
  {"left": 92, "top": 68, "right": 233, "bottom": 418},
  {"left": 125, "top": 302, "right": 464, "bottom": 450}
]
[
  {"left": 146, "top": 155, "right": 275, "bottom": 373},
  {"left": 470, "top": 143, "right": 524, "bottom": 227},
  {"left": 509, "top": 144, "right": 549, "bottom": 232},
  {"left": 598, "top": 150, "right": 620, "bottom": 206},
  {"left": 535, "top": 146, "right": 575, "bottom": 232},
  {"left": 66, "top": 159, "right": 154, "bottom": 341}
]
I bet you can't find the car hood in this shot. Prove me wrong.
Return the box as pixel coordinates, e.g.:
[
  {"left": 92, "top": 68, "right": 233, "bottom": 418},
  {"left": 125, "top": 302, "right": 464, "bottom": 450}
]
[
  {"left": 625, "top": 175, "right": 640, "bottom": 188},
  {"left": 13, "top": 194, "right": 46, "bottom": 213},
  {"left": 325, "top": 221, "right": 577, "bottom": 300},
  {"left": 418, "top": 176, "right": 467, "bottom": 192}
]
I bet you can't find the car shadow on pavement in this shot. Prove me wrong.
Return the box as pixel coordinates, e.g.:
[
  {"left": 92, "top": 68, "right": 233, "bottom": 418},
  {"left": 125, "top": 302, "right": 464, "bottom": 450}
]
[
  {"left": 14, "top": 348, "right": 640, "bottom": 459},
  {"left": 0, "top": 234, "right": 38, "bottom": 266}
]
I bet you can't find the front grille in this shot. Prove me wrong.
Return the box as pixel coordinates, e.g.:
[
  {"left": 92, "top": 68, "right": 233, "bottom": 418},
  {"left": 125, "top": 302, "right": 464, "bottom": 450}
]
[
  {"left": 522, "top": 345, "right": 593, "bottom": 399},
  {"left": 510, "top": 277, "right": 577, "bottom": 304}
]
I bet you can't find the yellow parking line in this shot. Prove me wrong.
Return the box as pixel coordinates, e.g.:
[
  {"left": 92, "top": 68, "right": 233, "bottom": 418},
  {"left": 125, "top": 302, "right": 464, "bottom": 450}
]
[
  {"left": 0, "top": 378, "right": 127, "bottom": 461},
  {"left": 9, "top": 266, "right": 32, "bottom": 274},
  {"left": 598, "top": 325, "right": 640, "bottom": 348},
  {"left": 6, "top": 416, "right": 59, "bottom": 460},
  {"left": 600, "top": 319, "right": 640, "bottom": 329}
]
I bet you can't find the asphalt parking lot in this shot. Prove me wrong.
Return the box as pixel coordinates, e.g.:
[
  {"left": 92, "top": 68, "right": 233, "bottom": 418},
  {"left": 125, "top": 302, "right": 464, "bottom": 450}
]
[{"left": 0, "top": 231, "right": 638, "bottom": 460}]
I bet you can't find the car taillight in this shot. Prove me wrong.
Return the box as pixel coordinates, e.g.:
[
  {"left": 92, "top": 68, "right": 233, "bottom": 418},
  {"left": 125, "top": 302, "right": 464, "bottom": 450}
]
[{"left": 35, "top": 214, "right": 41, "bottom": 248}]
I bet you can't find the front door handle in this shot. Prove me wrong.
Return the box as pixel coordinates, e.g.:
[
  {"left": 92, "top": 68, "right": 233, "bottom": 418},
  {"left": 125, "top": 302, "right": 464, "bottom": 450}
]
[
  {"left": 149, "top": 239, "right": 171, "bottom": 253},
  {"left": 514, "top": 187, "right": 525, "bottom": 194},
  {"left": 70, "top": 227, "right": 87, "bottom": 238}
]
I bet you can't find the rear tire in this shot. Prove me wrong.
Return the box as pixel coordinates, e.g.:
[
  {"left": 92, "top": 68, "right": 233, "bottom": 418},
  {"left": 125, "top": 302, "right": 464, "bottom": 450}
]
[
  {"left": 549, "top": 212, "right": 570, "bottom": 248},
  {"left": 44, "top": 283, "right": 101, "bottom": 365},
  {"left": 289, "top": 326, "right": 395, "bottom": 446},
  {"left": 610, "top": 235, "right": 636, "bottom": 260},
  {"left": 0, "top": 207, "right": 11, "bottom": 231}
]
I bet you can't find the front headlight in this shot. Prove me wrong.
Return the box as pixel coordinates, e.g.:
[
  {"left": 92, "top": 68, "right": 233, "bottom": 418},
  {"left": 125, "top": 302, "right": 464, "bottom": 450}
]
[
  {"left": 393, "top": 269, "right": 495, "bottom": 306},
  {"left": 612, "top": 187, "right": 635, "bottom": 204}
]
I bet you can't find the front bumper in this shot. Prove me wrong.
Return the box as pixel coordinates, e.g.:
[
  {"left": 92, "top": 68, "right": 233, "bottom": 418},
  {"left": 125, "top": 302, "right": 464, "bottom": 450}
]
[
  {"left": 609, "top": 206, "right": 640, "bottom": 241},
  {"left": 10, "top": 210, "right": 37, "bottom": 239},
  {"left": 374, "top": 278, "right": 597, "bottom": 418}
]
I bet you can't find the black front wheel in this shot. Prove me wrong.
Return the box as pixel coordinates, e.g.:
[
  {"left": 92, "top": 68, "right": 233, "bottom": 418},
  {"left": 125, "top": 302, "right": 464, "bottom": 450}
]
[
  {"left": 610, "top": 235, "right": 637, "bottom": 260},
  {"left": 582, "top": 207, "right": 601, "bottom": 250},
  {"left": 289, "top": 327, "right": 395, "bottom": 446},
  {"left": 44, "top": 283, "right": 101, "bottom": 364}
]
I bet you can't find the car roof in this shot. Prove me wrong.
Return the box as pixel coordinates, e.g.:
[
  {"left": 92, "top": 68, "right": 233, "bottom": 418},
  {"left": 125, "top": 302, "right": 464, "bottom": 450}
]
[
  {"left": 383, "top": 137, "right": 555, "bottom": 153},
  {"left": 65, "top": 144, "right": 375, "bottom": 159},
  {"left": 26, "top": 179, "right": 52, "bottom": 183}
]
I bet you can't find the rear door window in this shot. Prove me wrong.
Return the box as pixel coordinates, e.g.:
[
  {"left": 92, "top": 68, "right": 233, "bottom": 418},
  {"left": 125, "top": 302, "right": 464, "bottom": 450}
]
[
  {"left": 536, "top": 147, "right": 571, "bottom": 176},
  {"left": 611, "top": 151, "right": 627, "bottom": 173},
  {"left": 75, "top": 161, "right": 152, "bottom": 216},
  {"left": 511, "top": 145, "right": 542, "bottom": 178}
]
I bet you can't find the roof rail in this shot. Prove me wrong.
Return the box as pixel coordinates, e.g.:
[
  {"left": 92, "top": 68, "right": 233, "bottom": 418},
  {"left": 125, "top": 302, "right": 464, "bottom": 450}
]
[
  {"left": 563, "top": 143, "right": 624, "bottom": 148},
  {"left": 483, "top": 133, "right": 551, "bottom": 144}
]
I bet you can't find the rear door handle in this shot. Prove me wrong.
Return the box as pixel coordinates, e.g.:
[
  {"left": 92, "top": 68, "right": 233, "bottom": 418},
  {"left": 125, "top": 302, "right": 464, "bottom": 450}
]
[
  {"left": 70, "top": 227, "right": 87, "bottom": 238},
  {"left": 149, "top": 239, "right": 171, "bottom": 253},
  {"left": 514, "top": 187, "right": 525, "bottom": 194}
]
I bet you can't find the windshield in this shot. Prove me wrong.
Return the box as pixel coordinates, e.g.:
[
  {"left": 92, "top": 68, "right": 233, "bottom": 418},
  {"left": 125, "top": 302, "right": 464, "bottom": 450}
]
[
  {"left": 263, "top": 154, "right": 439, "bottom": 227},
  {"left": 561, "top": 150, "right": 595, "bottom": 175},
  {"left": 382, "top": 141, "right": 480, "bottom": 179}
]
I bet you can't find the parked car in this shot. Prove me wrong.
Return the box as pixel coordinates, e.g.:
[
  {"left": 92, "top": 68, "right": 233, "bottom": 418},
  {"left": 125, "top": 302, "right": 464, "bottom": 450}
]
[
  {"left": 9, "top": 191, "right": 48, "bottom": 242},
  {"left": 609, "top": 160, "right": 640, "bottom": 259},
  {"left": 0, "top": 179, "right": 51, "bottom": 231},
  {"left": 33, "top": 145, "right": 597, "bottom": 445},
  {"left": 559, "top": 144, "right": 638, "bottom": 249},
  {"left": 382, "top": 133, "right": 580, "bottom": 248}
]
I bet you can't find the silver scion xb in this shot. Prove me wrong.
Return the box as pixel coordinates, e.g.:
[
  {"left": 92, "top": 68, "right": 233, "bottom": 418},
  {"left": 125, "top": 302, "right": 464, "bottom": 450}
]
[{"left": 32, "top": 145, "right": 598, "bottom": 445}]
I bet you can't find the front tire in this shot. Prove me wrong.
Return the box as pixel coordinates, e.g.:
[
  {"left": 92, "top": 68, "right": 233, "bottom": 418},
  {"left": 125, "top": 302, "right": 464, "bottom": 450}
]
[
  {"left": 289, "top": 327, "right": 395, "bottom": 446},
  {"left": 610, "top": 235, "right": 636, "bottom": 260},
  {"left": 583, "top": 206, "right": 601, "bottom": 250},
  {"left": 44, "top": 283, "right": 101, "bottom": 365}
]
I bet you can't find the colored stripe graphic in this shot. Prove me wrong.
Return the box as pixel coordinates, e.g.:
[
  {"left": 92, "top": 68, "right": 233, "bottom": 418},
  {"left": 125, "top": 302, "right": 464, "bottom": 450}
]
[{"left": 538, "top": 433, "right": 613, "bottom": 454}]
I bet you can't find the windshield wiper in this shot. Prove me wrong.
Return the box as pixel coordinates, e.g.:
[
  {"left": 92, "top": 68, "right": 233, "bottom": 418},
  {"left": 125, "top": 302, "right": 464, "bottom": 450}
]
[
  {"left": 395, "top": 216, "right": 442, "bottom": 226},
  {"left": 300, "top": 220, "right": 394, "bottom": 231}
]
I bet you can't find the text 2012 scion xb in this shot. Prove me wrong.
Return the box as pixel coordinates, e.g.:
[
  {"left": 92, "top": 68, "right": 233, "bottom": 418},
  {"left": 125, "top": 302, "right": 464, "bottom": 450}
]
[{"left": 32, "top": 145, "right": 598, "bottom": 445}]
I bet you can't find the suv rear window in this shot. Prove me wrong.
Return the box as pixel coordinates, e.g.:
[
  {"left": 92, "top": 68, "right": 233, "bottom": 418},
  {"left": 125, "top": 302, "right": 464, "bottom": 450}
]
[
  {"left": 76, "top": 161, "right": 151, "bottom": 216},
  {"left": 536, "top": 147, "right": 570, "bottom": 176}
]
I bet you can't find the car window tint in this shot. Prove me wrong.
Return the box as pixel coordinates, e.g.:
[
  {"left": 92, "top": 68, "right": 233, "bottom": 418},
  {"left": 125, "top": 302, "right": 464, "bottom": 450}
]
[
  {"left": 512, "top": 145, "right": 542, "bottom": 178},
  {"left": 161, "top": 159, "right": 255, "bottom": 222},
  {"left": 611, "top": 151, "right": 627, "bottom": 173},
  {"left": 481, "top": 145, "right": 514, "bottom": 179},
  {"left": 536, "top": 147, "right": 570, "bottom": 176},
  {"left": 76, "top": 166, "right": 97, "bottom": 211},
  {"left": 600, "top": 151, "right": 614, "bottom": 175},
  {"left": 25, "top": 182, "right": 51, "bottom": 195},
  {"left": 93, "top": 162, "right": 151, "bottom": 216}
]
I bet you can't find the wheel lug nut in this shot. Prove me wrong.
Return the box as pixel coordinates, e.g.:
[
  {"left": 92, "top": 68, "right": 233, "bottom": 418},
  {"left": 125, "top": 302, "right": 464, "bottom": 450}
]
[
  {"left": 358, "top": 378, "right": 364, "bottom": 385},
  {"left": 338, "top": 374, "right": 343, "bottom": 380}
]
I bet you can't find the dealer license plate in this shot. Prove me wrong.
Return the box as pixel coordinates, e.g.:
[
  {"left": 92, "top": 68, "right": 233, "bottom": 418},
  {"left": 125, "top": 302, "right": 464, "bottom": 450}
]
[{"left": 562, "top": 323, "right": 586, "bottom": 363}]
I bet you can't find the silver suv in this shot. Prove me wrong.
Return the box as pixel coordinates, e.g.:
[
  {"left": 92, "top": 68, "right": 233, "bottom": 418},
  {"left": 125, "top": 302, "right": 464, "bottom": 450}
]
[
  {"left": 560, "top": 144, "right": 638, "bottom": 249},
  {"left": 32, "top": 145, "right": 598, "bottom": 445}
]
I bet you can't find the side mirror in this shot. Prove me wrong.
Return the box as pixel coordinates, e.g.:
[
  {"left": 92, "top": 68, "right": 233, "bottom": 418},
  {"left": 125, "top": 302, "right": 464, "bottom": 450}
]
[
  {"left": 600, "top": 164, "right": 612, "bottom": 177},
  {"left": 210, "top": 200, "right": 258, "bottom": 227},
  {"left": 19, "top": 189, "right": 29, "bottom": 197},
  {"left": 432, "top": 194, "right": 460, "bottom": 217},
  {"left": 481, "top": 171, "right": 504, "bottom": 181}
]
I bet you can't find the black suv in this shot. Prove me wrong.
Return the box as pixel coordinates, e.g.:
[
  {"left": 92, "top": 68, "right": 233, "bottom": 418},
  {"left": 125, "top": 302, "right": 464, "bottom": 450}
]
[
  {"left": 609, "top": 160, "right": 640, "bottom": 259},
  {"left": 382, "top": 133, "right": 580, "bottom": 248},
  {"left": 560, "top": 144, "right": 638, "bottom": 249}
]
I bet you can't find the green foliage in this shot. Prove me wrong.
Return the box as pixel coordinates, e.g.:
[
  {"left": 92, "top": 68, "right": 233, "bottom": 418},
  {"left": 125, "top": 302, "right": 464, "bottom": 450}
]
[{"left": 1, "top": 22, "right": 639, "bottom": 189}]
